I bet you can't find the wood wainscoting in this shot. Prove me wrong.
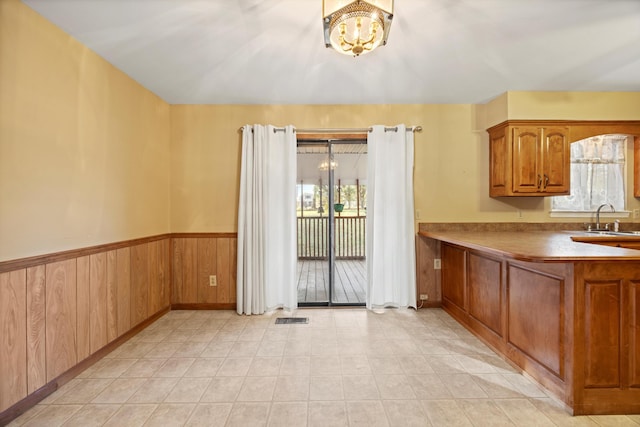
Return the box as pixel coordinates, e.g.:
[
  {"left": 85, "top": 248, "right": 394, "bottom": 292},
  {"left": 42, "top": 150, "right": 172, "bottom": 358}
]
[
  {"left": 171, "top": 233, "right": 237, "bottom": 309},
  {"left": 0, "top": 232, "right": 238, "bottom": 424}
]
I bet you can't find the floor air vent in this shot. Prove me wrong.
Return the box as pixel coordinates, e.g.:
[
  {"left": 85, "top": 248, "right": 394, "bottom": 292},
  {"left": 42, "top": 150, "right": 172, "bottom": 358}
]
[{"left": 275, "top": 317, "right": 309, "bottom": 325}]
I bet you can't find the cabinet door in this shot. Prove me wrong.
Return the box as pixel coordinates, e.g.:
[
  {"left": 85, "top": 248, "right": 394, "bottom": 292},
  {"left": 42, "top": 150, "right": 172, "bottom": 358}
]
[
  {"left": 541, "top": 127, "right": 570, "bottom": 194},
  {"left": 512, "top": 127, "right": 541, "bottom": 193},
  {"left": 442, "top": 243, "right": 466, "bottom": 312},
  {"left": 489, "top": 128, "right": 508, "bottom": 196}
]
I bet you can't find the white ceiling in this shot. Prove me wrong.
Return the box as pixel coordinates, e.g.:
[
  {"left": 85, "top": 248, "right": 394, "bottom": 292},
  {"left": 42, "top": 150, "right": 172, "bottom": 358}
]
[{"left": 22, "top": 0, "right": 640, "bottom": 105}]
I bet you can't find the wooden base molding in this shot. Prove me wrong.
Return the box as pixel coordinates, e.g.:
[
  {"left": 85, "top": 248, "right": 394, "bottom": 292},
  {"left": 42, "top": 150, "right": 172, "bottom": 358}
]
[
  {"left": 172, "top": 303, "right": 236, "bottom": 310},
  {"left": 0, "top": 308, "right": 169, "bottom": 426}
]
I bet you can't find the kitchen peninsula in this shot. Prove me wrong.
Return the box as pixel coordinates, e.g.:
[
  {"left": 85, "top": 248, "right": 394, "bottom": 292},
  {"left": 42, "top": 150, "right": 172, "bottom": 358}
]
[{"left": 419, "top": 228, "right": 640, "bottom": 415}]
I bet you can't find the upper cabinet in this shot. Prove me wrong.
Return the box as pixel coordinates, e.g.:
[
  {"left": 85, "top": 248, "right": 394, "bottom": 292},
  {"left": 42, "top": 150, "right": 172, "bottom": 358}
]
[{"left": 488, "top": 121, "right": 570, "bottom": 197}]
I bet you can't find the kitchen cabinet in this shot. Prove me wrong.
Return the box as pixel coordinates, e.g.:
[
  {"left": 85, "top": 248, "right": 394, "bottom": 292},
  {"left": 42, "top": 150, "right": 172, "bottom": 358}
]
[{"left": 488, "top": 121, "right": 570, "bottom": 196}]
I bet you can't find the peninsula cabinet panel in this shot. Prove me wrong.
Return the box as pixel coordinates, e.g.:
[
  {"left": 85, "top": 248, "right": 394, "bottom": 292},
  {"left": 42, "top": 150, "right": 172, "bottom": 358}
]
[
  {"left": 467, "top": 252, "right": 503, "bottom": 337},
  {"left": 507, "top": 264, "right": 564, "bottom": 379},
  {"left": 0, "top": 270, "right": 27, "bottom": 413},
  {"left": 584, "top": 280, "right": 621, "bottom": 388},
  {"left": 45, "top": 259, "right": 77, "bottom": 382},
  {"left": 441, "top": 243, "right": 466, "bottom": 315},
  {"left": 631, "top": 280, "right": 640, "bottom": 387},
  {"left": 26, "top": 266, "right": 46, "bottom": 394}
]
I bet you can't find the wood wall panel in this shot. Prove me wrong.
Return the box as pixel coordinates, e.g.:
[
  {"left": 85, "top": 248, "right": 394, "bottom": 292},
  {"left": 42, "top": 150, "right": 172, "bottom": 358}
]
[
  {"left": 116, "top": 247, "right": 131, "bottom": 337},
  {"left": 89, "top": 253, "right": 107, "bottom": 354},
  {"left": 0, "top": 270, "right": 27, "bottom": 412},
  {"left": 172, "top": 238, "right": 198, "bottom": 304},
  {"left": 147, "top": 241, "right": 160, "bottom": 315},
  {"left": 76, "top": 256, "right": 90, "bottom": 362},
  {"left": 631, "top": 280, "right": 640, "bottom": 387},
  {"left": 106, "top": 251, "right": 118, "bottom": 342},
  {"left": 584, "top": 280, "right": 621, "bottom": 388},
  {"left": 198, "top": 238, "right": 217, "bottom": 303},
  {"left": 507, "top": 264, "right": 563, "bottom": 378},
  {"left": 131, "top": 244, "right": 149, "bottom": 326},
  {"left": 217, "top": 238, "right": 231, "bottom": 303},
  {"left": 468, "top": 252, "right": 502, "bottom": 336},
  {"left": 26, "top": 266, "right": 46, "bottom": 394},
  {"left": 45, "top": 259, "right": 77, "bottom": 382}
]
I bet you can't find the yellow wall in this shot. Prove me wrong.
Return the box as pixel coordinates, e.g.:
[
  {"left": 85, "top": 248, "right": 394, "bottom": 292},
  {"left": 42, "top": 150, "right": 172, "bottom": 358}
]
[
  {"left": 0, "top": 0, "right": 171, "bottom": 261},
  {"left": 171, "top": 98, "right": 640, "bottom": 233}
]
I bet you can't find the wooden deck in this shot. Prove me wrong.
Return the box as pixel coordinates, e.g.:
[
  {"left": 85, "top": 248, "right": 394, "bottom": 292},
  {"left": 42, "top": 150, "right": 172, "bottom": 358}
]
[{"left": 297, "top": 259, "right": 366, "bottom": 304}]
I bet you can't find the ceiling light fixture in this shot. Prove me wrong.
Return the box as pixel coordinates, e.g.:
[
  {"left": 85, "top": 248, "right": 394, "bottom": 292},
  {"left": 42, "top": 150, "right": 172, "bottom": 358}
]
[{"left": 323, "top": 0, "right": 393, "bottom": 57}]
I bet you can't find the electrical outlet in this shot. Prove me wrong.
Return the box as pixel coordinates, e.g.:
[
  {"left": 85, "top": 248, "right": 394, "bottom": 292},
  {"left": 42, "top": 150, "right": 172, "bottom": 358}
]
[
  {"left": 209, "top": 275, "right": 217, "bottom": 287},
  {"left": 434, "top": 259, "right": 441, "bottom": 270},
  {"left": 419, "top": 294, "right": 429, "bottom": 301},
  {"left": 634, "top": 209, "right": 640, "bottom": 219}
]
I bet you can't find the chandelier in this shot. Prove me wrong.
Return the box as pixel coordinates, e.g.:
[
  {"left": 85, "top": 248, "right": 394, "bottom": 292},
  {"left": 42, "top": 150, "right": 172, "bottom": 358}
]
[
  {"left": 318, "top": 159, "right": 339, "bottom": 171},
  {"left": 323, "top": 0, "right": 394, "bottom": 57}
]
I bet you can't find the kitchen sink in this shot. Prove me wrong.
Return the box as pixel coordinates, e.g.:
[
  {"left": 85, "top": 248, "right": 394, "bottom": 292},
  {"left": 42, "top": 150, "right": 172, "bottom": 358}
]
[{"left": 584, "top": 230, "right": 640, "bottom": 236}]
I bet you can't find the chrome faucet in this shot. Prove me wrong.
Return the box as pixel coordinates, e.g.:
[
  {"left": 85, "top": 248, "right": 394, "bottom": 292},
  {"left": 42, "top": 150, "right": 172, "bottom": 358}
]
[{"left": 595, "top": 203, "right": 615, "bottom": 230}]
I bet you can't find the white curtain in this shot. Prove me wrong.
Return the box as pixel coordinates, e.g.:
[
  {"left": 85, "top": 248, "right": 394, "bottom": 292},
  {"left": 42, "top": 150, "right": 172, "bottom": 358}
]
[
  {"left": 366, "top": 124, "right": 417, "bottom": 309},
  {"left": 237, "top": 124, "right": 297, "bottom": 315}
]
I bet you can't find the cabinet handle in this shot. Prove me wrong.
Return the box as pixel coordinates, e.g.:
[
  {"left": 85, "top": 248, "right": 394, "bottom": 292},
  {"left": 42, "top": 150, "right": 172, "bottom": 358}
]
[
  {"left": 537, "top": 174, "right": 542, "bottom": 189},
  {"left": 543, "top": 174, "right": 549, "bottom": 190}
]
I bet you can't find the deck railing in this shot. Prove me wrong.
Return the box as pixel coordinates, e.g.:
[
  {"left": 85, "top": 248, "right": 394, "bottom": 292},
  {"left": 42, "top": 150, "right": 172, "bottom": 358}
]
[{"left": 297, "top": 216, "right": 366, "bottom": 259}]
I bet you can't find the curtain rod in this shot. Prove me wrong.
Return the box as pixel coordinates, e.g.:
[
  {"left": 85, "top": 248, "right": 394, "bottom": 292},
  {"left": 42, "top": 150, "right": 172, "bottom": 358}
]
[{"left": 239, "top": 126, "right": 422, "bottom": 133}]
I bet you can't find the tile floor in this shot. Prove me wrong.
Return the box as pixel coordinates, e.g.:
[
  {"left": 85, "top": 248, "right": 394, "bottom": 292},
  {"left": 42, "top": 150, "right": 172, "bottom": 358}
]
[{"left": 8, "top": 308, "right": 640, "bottom": 426}]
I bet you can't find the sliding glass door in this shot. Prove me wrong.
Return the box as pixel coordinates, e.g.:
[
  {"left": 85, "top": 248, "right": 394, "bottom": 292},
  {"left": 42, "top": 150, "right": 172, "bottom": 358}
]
[{"left": 296, "top": 140, "right": 367, "bottom": 306}]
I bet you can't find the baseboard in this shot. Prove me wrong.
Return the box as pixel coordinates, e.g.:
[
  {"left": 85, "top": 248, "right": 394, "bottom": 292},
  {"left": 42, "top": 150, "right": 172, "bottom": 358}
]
[{"left": 171, "top": 303, "right": 236, "bottom": 310}]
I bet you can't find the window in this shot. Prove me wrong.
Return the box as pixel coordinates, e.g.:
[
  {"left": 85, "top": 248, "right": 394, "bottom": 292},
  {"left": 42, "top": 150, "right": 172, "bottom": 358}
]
[{"left": 551, "top": 134, "right": 628, "bottom": 212}]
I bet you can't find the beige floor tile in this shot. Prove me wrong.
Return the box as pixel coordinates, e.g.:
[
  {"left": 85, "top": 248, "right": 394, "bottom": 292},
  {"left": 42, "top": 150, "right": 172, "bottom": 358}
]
[
  {"left": 458, "top": 399, "right": 514, "bottom": 426},
  {"left": 200, "top": 340, "right": 234, "bottom": 357},
  {"left": 102, "top": 404, "right": 157, "bottom": 427},
  {"left": 109, "top": 341, "right": 158, "bottom": 359},
  {"left": 310, "top": 376, "right": 344, "bottom": 400},
  {"left": 368, "top": 356, "right": 404, "bottom": 375},
  {"left": 529, "top": 398, "right": 598, "bottom": 426},
  {"left": 92, "top": 378, "right": 147, "bottom": 403},
  {"left": 162, "top": 329, "right": 195, "bottom": 342},
  {"left": 310, "top": 355, "right": 341, "bottom": 375},
  {"left": 185, "top": 403, "right": 232, "bottom": 426},
  {"left": 88, "top": 358, "right": 138, "bottom": 378},
  {"left": 127, "top": 377, "right": 179, "bottom": 403},
  {"left": 375, "top": 374, "right": 416, "bottom": 399},
  {"left": 144, "top": 403, "right": 196, "bottom": 427},
  {"left": 421, "top": 400, "right": 473, "bottom": 427},
  {"left": 60, "top": 403, "right": 120, "bottom": 427},
  {"left": 7, "top": 404, "right": 46, "bottom": 426},
  {"left": 230, "top": 340, "right": 260, "bottom": 357},
  {"left": 144, "top": 341, "right": 182, "bottom": 358},
  {"left": 120, "top": 358, "right": 165, "bottom": 378},
  {"left": 172, "top": 341, "right": 207, "bottom": 357},
  {"left": 409, "top": 373, "right": 453, "bottom": 399},
  {"left": 440, "top": 373, "right": 489, "bottom": 399},
  {"left": 425, "top": 355, "right": 466, "bottom": 373},
  {"left": 494, "top": 399, "right": 556, "bottom": 427},
  {"left": 283, "top": 340, "right": 311, "bottom": 356},
  {"left": 273, "top": 376, "right": 310, "bottom": 401},
  {"left": 308, "top": 401, "right": 348, "bottom": 427},
  {"left": 216, "top": 357, "right": 253, "bottom": 376},
  {"left": 153, "top": 357, "right": 196, "bottom": 377},
  {"left": 237, "top": 376, "right": 278, "bottom": 401},
  {"left": 389, "top": 339, "right": 421, "bottom": 355},
  {"left": 382, "top": 399, "right": 429, "bottom": 427},
  {"left": 472, "top": 373, "right": 526, "bottom": 398},
  {"left": 397, "top": 354, "right": 436, "bottom": 374},
  {"left": 200, "top": 376, "right": 245, "bottom": 402},
  {"left": 54, "top": 378, "right": 114, "bottom": 404},
  {"left": 164, "top": 377, "right": 211, "bottom": 402},
  {"left": 346, "top": 400, "right": 390, "bottom": 427},
  {"left": 257, "top": 340, "right": 287, "bottom": 357},
  {"left": 238, "top": 327, "right": 266, "bottom": 341},
  {"left": 501, "top": 373, "right": 548, "bottom": 398},
  {"left": 279, "top": 356, "right": 311, "bottom": 376},
  {"left": 342, "top": 375, "right": 380, "bottom": 400},
  {"left": 186, "top": 330, "right": 218, "bottom": 343},
  {"left": 21, "top": 404, "right": 83, "bottom": 427},
  {"left": 183, "top": 357, "right": 224, "bottom": 377},
  {"left": 247, "top": 357, "right": 282, "bottom": 376},
  {"left": 267, "top": 402, "right": 308, "bottom": 426},
  {"left": 340, "top": 355, "right": 371, "bottom": 375},
  {"left": 588, "top": 415, "right": 640, "bottom": 426},
  {"left": 226, "top": 402, "right": 271, "bottom": 427}
]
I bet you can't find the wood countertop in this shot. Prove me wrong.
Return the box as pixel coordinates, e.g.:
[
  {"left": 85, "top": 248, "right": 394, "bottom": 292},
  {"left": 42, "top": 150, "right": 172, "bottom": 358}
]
[{"left": 418, "top": 230, "right": 640, "bottom": 262}]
